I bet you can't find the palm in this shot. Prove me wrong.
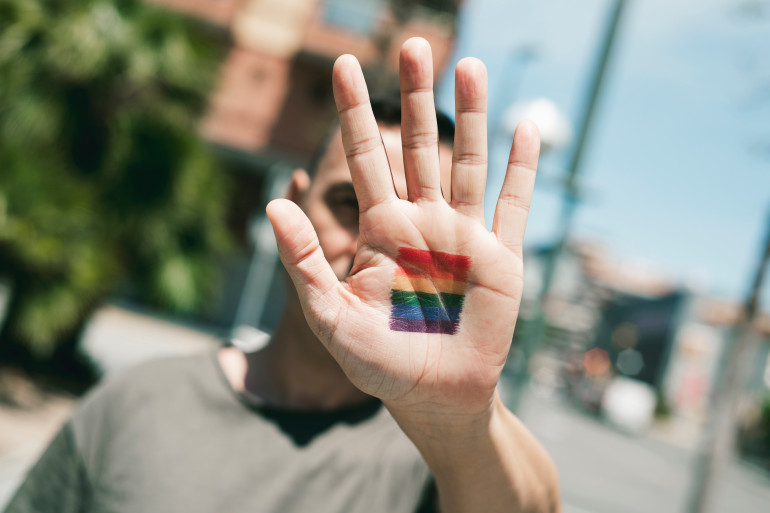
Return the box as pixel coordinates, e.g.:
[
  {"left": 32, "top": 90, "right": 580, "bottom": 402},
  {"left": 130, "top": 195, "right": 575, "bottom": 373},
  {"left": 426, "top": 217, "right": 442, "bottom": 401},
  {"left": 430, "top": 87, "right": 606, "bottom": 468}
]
[
  {"left": 336, "top": 200, "right": 518, "bottom": 409},
  {"left": 267, "top": 39, "right": 539, "bottom": 416}
]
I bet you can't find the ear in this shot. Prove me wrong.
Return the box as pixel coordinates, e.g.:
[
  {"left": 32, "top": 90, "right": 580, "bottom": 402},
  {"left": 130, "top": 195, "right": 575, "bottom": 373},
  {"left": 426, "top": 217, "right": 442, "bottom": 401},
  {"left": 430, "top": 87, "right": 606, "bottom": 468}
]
[{"left": 286, "top": 168, "right": 311, "bottom": 204}]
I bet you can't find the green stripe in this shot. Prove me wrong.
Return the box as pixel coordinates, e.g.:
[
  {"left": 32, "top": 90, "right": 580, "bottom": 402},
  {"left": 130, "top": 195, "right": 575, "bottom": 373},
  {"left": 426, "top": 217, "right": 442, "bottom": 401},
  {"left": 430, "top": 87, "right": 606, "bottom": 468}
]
[{"left": 390, "top": 290, "right": 465, "bottom": 308}]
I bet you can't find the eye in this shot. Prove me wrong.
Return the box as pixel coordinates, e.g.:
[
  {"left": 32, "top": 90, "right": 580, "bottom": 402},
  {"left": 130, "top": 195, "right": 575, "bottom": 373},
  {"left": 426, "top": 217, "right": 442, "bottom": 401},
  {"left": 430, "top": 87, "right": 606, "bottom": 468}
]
[{"left": 323, "top": 185, "right": 359, "bottom": 230}]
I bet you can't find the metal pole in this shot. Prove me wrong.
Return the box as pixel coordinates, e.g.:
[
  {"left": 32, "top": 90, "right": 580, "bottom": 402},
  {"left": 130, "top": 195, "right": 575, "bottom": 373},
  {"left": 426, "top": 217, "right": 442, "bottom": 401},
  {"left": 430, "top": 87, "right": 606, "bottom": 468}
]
[
  {"left": 687, "top": 209, "right": 770, "bottom": 513},
  {"left": 507, "top": 0, "right": 629, "bottom": 412},
  {"left": 232, "top": 164, "right": 290, "bottom": 333}
]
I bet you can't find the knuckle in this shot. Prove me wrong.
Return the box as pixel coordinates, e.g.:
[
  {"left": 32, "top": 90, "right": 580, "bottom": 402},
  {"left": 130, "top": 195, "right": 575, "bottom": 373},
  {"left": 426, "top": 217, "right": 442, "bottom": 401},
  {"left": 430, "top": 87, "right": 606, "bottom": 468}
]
[
  {"left": 402, "top": 131, "right": 438, "bottom": 151},
  {"left": 337, "top": 100, "right": 367, "bottom": 116},
  {"left": 402, "top": 85, "right": 434, "bottom": 95},
  {"left": 456, "top": 105, "right": 486, "bottom": 115},
  {"left": 507, "top": 159, "right": 537, "bottom": 173},
  {"left": 345, "top": 136, "right": 381, "bottom": 159},
  {"left": 499, "top": 192, "right": 531, "bottom": 213},
  {"left": 453, "top": 152, "right": 487, "bottom": 167},
  {"left": 291, "top": 236, "right": 319, "bottom": 266}
]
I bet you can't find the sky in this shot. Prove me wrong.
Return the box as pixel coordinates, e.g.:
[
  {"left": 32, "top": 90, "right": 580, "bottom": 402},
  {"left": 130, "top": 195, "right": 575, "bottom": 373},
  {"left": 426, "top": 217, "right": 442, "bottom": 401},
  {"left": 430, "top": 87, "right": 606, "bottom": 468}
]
[{"left": 436, "top": 0, "right": 770, "bottom": 304}]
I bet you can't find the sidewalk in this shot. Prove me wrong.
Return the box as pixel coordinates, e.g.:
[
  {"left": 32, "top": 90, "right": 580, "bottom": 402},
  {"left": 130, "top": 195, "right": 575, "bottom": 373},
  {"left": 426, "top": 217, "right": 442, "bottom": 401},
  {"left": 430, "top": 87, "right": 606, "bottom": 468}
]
[
  {"left": 0, "top": 369, "right": 75, "bottom": 508},
  {"left": 518, "top": 390, "right": 770, "bottom": 513}
]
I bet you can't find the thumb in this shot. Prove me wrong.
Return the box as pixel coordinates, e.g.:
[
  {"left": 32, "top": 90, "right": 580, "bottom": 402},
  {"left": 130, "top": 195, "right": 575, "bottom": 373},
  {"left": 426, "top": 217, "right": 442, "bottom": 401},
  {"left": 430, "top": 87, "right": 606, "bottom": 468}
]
[{"left": 265, "top": 199, "right": 342, "bottom": 333}]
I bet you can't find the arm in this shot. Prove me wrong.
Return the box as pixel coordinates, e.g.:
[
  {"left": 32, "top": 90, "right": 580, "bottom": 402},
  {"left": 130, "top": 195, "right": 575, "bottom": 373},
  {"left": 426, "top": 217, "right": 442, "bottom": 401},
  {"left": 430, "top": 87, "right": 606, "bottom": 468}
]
[
  {"left": 391, "top": 393, "right": 560, "bottom": 513},
  {"left": 266, "top": 37, "right": 560, "bottom": 513}
]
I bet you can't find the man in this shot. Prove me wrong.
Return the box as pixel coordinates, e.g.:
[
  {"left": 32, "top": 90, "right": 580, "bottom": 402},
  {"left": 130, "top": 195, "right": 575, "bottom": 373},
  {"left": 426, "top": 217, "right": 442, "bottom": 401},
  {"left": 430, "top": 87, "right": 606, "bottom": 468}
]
[{"left": 6, "top": 38, "right": 560, "bottom": 513}]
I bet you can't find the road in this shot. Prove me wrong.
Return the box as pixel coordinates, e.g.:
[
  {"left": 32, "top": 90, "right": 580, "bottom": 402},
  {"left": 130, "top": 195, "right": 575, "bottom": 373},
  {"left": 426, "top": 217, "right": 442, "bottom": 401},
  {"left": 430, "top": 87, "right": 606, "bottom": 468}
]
[{"left": 518, "top": 391, "right": 770, "bottom": 513}]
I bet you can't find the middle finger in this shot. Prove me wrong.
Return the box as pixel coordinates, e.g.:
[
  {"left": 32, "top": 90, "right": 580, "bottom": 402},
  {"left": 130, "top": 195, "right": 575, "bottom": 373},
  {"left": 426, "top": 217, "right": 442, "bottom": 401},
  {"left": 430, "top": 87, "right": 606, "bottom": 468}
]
[{"left": 399, "top": 38, "right": 442, "bottom": 202}]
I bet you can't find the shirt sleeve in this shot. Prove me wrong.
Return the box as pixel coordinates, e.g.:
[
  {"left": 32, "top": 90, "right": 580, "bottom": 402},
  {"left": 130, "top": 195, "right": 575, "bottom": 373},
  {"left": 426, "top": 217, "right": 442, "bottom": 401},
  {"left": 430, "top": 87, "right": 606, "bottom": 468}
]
[{"left": 3, "top": 422, "right": 90, "bottom": 513}]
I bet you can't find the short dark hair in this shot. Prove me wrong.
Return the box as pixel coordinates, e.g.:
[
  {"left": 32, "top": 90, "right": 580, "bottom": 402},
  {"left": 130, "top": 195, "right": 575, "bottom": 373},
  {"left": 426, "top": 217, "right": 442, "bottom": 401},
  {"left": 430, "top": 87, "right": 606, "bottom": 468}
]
[{"left": 306, "top": 92, "right": 455, "bottom": 177}]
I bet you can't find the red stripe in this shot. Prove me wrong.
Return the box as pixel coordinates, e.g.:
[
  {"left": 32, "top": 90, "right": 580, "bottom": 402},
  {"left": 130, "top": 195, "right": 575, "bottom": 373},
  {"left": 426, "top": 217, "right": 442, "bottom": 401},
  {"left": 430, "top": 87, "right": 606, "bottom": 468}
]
[{"left": 396, "top": 247, "right": 470, "bottom": 281}]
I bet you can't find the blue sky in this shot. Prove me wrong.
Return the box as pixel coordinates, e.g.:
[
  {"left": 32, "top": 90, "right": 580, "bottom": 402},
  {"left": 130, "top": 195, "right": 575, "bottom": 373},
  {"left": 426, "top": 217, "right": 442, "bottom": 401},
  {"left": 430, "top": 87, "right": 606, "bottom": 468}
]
[{"left": 436, "top": 0, "right": 770, "bottom": 303}]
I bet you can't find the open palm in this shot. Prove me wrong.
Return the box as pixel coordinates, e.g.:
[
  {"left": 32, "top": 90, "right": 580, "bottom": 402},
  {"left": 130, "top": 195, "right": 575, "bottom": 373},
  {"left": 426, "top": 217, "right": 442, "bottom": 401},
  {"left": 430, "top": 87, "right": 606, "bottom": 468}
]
[{"left": 266, "top": 39, "right": 539, "bottom": 418}]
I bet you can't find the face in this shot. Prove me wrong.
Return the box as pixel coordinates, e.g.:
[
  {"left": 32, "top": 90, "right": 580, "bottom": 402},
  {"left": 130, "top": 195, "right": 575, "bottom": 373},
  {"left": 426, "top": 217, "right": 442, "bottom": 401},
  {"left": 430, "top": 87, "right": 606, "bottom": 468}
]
[{"left": 291, "top": 124, "right": 454, "bottom": 281}]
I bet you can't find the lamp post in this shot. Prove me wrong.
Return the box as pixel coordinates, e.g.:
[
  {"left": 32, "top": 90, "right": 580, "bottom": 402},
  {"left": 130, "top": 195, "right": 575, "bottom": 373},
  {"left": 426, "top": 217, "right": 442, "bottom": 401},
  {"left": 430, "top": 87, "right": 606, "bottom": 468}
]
[
  {"left": 502, "top": 98, "right": 572, "bottom": 155},
  {"left": 687, "top": 208, "right": 770, "bottom": 513},
  {"left": 506, "top": 0, "right": 630, "bottom": 413}
]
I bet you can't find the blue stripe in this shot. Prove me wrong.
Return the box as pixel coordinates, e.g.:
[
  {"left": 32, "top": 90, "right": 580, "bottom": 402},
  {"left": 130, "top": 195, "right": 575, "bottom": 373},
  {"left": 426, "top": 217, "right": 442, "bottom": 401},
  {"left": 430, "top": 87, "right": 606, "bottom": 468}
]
[{"left": 391, "top": 304, "right": 461, "bottom": 322}]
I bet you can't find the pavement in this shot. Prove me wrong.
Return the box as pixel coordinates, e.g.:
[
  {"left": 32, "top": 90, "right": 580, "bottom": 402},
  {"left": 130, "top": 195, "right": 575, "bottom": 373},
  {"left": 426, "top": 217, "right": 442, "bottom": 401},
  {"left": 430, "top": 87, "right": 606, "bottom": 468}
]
[
  {"left": 518, "top": 390, "right": 770, "bottom": 513},
  {"left": 0, "top": 370, "right": 75, "bottom": 509},
  {"left": 80, "top": 303, "right": 222, "bottom": 375}
]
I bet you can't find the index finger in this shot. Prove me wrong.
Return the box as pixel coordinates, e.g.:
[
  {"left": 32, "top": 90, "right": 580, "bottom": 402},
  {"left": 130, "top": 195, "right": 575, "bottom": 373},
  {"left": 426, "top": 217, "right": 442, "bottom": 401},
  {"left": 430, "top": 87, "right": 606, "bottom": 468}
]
[{"left": 332, "top": 55, "right": 396, "bottom": 212}]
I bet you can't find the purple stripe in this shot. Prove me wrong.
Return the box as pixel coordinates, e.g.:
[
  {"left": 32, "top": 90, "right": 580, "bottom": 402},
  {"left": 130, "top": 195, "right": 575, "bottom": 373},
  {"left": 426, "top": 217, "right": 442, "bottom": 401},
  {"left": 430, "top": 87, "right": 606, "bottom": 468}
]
[{"left": 389, "top": 317, "right": 459, "bottom": 334}]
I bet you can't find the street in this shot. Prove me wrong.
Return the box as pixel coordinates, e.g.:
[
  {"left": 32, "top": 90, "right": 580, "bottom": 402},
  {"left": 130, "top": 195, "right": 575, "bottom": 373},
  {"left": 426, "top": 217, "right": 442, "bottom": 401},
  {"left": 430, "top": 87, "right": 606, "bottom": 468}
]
[{"left": 518, "top": 391, "right": 770, "bottom": 513}]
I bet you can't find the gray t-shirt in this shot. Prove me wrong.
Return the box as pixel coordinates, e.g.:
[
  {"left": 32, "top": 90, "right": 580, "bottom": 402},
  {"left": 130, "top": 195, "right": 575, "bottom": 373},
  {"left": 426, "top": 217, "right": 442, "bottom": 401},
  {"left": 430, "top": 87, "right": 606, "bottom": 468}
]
[{"left": 5, "top": 349, "right": 434, "bottom": 513}]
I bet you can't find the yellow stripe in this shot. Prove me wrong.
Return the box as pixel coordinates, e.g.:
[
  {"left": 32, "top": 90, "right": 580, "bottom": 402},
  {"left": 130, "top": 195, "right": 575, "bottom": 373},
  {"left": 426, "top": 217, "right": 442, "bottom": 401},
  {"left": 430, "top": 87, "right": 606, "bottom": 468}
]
[{"left": 392, "top": 275, "right": 466, "bottom": 295}]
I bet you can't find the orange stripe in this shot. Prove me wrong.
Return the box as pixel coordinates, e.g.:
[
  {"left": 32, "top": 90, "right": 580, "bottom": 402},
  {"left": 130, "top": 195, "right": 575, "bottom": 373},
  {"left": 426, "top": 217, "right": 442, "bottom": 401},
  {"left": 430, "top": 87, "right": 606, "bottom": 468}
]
[
  {"left": 392, "top": 275, "right": 467, "bottom": 295},
  {"left": 395, "top": 265, "right": 462, "bottom": 282}
]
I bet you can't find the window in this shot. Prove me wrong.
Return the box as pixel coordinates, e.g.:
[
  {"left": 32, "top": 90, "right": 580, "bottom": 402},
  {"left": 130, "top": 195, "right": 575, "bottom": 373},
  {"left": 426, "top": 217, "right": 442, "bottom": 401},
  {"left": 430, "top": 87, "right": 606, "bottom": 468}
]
[{"left": 321, "top": 0, "right": 386, "bottom": 35}]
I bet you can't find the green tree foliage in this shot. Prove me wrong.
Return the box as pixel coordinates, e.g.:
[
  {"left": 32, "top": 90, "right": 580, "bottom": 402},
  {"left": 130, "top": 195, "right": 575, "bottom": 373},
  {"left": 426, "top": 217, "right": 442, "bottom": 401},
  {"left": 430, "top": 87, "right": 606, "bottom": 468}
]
[{"left": 0, "top": 0, "right": 230, "bottom": 358}]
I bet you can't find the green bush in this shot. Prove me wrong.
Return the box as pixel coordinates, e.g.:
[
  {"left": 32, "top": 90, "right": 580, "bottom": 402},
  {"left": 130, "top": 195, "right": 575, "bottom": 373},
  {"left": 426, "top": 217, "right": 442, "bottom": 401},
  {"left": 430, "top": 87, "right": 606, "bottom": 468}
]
[{"left": 0, "top": 0, "right": 229, "bottom": 358}]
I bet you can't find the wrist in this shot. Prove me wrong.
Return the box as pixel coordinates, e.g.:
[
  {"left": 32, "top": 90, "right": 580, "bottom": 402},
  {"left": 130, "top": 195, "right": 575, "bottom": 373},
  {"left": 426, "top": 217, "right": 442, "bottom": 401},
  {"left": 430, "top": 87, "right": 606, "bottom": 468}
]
[
  {"left": 388, "top": 394, "right": 561, "bottom": 513},
  {"left": 383, "top": 390, "right": 502, "bottom": 452}
]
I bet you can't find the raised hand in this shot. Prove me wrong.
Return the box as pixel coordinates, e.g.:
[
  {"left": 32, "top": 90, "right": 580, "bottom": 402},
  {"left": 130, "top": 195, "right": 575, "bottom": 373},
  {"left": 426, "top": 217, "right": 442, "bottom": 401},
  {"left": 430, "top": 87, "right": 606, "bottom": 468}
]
[{"left": 266, "top": 38, "right": 539, "bottom": 419}]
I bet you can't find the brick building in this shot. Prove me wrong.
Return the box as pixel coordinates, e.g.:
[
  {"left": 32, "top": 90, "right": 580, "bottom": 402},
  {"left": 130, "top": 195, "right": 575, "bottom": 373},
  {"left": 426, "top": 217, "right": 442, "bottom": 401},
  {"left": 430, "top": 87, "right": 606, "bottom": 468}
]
[{"left": 151, "top": 0, "right": 458, "bottom": 159}]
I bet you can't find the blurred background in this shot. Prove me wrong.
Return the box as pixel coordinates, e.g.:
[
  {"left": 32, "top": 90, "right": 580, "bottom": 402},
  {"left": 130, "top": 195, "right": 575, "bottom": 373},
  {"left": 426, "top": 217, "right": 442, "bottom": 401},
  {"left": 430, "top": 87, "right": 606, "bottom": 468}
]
[{"left": 1, "top": 0, "right": 769, "bottom": 511}]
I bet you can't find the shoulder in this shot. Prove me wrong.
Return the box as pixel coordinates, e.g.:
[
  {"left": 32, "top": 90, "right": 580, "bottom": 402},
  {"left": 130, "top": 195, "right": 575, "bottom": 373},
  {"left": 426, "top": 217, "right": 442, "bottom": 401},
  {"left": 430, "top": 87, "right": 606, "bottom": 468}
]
[
  {"left": 80, "top": 350, "right": 214, "bottom": 408},
  {"left": 69, "top": 350, "right": 220, "bottom": 451}
]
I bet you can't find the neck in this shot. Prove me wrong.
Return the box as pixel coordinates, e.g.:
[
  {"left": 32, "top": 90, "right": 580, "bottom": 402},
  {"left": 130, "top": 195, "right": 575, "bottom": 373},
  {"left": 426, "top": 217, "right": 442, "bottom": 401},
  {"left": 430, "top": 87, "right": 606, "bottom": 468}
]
[{"left": 219, "top": 298, "right": 370, "bottom": 410}]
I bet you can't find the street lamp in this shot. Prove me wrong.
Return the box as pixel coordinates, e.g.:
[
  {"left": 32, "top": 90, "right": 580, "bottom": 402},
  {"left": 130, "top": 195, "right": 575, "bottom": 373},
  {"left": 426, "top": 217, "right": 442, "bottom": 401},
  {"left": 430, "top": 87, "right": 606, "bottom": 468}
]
[{"left": 502, "top": 98, "right": 572, "bottom": 155}]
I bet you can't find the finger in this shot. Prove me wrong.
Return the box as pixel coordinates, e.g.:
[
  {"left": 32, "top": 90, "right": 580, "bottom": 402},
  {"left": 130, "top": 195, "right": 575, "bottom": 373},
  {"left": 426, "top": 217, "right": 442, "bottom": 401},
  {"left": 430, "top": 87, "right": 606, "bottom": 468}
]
[
  {"left": 492, "top": 120, "right": 540, "bottom": 254},
  {"left": 450, "top": 57, "right": 487, "bottom": 219},
  {"left": 266, "top": 199, "right": 342, "bottom": 336},
  {"left": 332, "top": 54, "right": 395, "bottom": 212},
  {"left": 399, "top": 37, "right": 442, "bottom": 201}
]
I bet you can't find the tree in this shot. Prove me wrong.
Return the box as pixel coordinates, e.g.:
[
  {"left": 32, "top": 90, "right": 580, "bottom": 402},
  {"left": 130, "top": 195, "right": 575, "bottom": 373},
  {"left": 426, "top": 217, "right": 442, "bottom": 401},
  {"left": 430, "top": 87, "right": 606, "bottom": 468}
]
[{"left": 0, "top": 0, "right": 230, "bottom": 373}]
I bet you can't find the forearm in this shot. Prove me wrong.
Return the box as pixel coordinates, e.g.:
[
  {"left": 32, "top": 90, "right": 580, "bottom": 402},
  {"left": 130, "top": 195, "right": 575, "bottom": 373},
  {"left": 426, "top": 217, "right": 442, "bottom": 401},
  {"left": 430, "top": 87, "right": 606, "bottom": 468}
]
[{"left": 387, "top": 393, "right": 561, "bottom": 513}]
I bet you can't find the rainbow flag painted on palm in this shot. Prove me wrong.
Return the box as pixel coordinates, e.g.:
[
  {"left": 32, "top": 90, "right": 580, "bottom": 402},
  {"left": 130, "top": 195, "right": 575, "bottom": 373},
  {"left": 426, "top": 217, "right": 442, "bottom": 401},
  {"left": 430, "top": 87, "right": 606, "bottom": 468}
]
[{"left": 389, "top": 247, "right": 470, "bottom": 335}]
